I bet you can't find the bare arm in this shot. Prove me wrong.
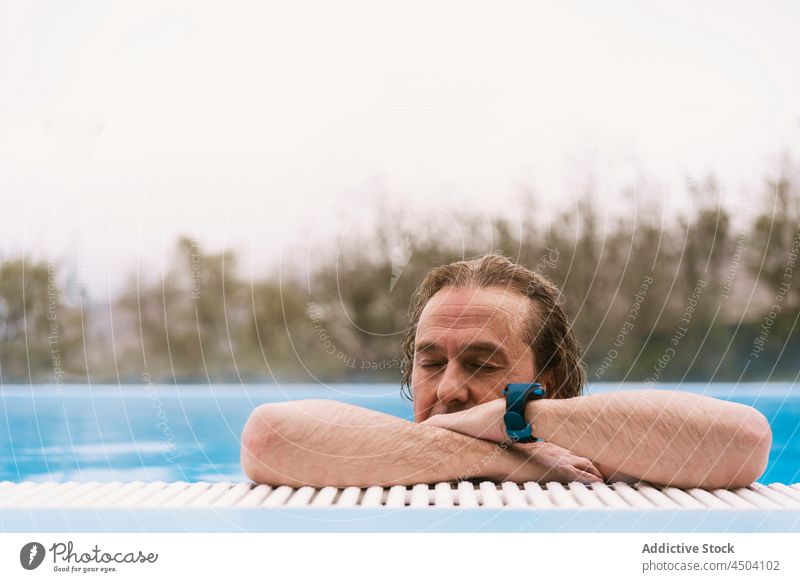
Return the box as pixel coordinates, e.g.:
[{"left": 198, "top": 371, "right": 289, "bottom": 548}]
[
  {"left": 529, "top": 390, "right": 771, "bottom": 489},
  {"left": 426, "top": 390, "right": 772, "bottom": 489},
  {"left": 240, "top": 399, "right": 602, "bottom": 487}
]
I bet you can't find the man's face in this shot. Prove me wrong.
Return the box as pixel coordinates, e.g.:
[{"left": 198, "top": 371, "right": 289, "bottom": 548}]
[{"left": 411, "top": 285, "right": 541, "bottom": 422}]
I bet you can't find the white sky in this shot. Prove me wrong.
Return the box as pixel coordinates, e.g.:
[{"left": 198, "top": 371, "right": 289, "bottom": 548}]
[{"left": 1, "top": 0, "right": 798, "bottom": 299}]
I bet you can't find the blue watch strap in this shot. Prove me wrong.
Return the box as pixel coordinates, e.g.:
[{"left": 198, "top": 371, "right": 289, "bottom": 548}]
[{"left": 502, "top": 383, "right": 546, "bottom": 443}]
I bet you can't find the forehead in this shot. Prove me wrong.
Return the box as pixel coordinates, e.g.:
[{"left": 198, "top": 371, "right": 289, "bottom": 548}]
[{"left": 416, "top": 285, "right": 531, "bottom": 347}]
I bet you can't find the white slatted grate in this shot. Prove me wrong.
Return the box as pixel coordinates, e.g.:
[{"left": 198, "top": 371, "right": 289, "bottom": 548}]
[{"left": 2, "top": 480, "right": 800, "bottom": 510}]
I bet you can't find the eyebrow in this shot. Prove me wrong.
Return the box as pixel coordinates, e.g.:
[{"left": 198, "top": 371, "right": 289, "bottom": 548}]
[{"left": 415, "top": 340, "right": 509, "bottom": 363}]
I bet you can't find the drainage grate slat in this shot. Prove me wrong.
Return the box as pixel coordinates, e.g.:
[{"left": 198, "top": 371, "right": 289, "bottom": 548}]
[
  {"left": 160, "top": 482, "right": 211, "bottom": 507},
  {"left": 546, "top": 482, "right": 580, "bottom": 508},
  {"left": 407, "top": 484, "right": 427, "bottom": 507},
  {"left": 500, "top": 482, "right": 528, "bottom": 508},
  {"left": 568, "top": 482, "right": 606, "bottom": 508},
  {"left": 479, "top": 482, "right": 503, "bottom": 508},
  {"left": 764, "top": 483, "right": 800, "bottom": 506},
  {"left": 189, "top": 482, "right": 236, "bottom": 507},
  {"left": 457, "top": 481, "right": 479, "bottom": 508},
  {"left": 661, "top": 486, "right": 707, "bottom": 509},
  {"left": 0, "top": 480, "right": 798, "bottom": 510},
  {"left": 433, "top": 482, "right": 455, "bottom": 507},
  {"left": 212, "top": 482, "right": 253, "bottom": 507},
  {"left": 113, "top": 481, "right": 168, "bottom": 507},
  {"left": 236, "top": 484, "right": 272, "bottom": 507},
  {"left": 522, "top": 482, "right": 555, "bottom": 508},
  {"left": 310, "top": 486, "right": 339, "bottom": 507},
  {"left": 612, "top": 483, "right": 656, "bottom": 509},
  {"left": 261, "top": 485, "right": 293, "bottom": 507},
  {"left": 587, "top": 483, "right": 630, "bottom": 508},
  {"left": 17, "top": 482, "right": 86, "bottom": 507},
  {"left": 635, "top": 485, "right": 682, "bottom": 509},
  {"left": 336, "top": 487, "right": 362, "bottom": 507},
  {"left": 361, "top": 486, "right": 385, "bottom": 507},
  {"left": 385, "top": 485, "right": 407, "bottom": 507}
]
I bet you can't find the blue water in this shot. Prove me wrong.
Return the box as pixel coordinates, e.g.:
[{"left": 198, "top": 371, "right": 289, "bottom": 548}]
[{"left": 1, "top": 383, "right": 798, "bottom": 484}]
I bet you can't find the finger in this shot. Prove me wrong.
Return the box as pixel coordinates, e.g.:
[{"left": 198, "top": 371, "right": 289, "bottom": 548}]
[
  {"left": 579, "top": 460, "right": 605, "bottom": 480},
  {"left": 587, "top": 467, "right": 604, "bottom": 481},
  {"left": 574, "top": 469, "right": 604, "bottom": 484},
  {"left": 565, "top": 454, "right": 601, "bottom": 473},
  {"left": 421, "top": 414, "right": 447, "bottom": 427},
  {"left": 424, "top": 410, "right": 464, "bottom": 428}
]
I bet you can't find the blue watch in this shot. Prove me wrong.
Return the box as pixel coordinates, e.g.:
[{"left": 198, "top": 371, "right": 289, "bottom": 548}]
[{"left": 502, "top": 383, "right": 547, "bottom": 443}]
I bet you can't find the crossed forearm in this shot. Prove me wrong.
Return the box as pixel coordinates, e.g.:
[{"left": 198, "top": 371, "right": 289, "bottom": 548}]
[
  {"left": 240, "top": 399, "right": 530, "bottom": 487},
  {"left": 527, "top": 390, "right": 772, "bottom": 488}
]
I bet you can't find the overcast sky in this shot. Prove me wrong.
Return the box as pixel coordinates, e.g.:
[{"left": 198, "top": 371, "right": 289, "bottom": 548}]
[{"left": 1, "top": 0, "right": 798, "bottom": 299}]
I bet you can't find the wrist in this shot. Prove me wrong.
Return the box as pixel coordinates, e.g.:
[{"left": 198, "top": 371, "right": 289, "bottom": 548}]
[
  {"left": 524, "top": 398, "right": 556, "bottom": 441},
  {"left": 475, "top": 439, "right": 525, "bottom": 481}
]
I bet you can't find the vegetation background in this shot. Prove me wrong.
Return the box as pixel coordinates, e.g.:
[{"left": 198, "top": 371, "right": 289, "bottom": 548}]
[{"left": 2, "top": 165, "right": 799, "bottom": 387}]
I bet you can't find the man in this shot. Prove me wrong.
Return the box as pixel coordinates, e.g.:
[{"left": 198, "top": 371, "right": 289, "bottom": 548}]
[{"left": 240, "top": 254, "right": 772, "bottom": 489}]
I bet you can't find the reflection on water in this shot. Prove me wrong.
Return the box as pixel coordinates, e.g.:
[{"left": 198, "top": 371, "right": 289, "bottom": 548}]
[{"left": 1, "top": 383, "right": 798, "bottom": 484}]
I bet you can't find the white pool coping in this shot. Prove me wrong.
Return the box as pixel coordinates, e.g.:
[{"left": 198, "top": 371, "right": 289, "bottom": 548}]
[
  {"left": 2, "top": 479, "right": 800, "bottom": 510},
  {"left": 3, "top": 480, "right": 800, "bottom": 532}
]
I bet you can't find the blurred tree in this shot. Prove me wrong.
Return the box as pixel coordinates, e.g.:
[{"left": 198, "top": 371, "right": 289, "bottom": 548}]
[
  {"left": 748, "top": 164, "right": 800, "bottom": 311},
  {"left": 0, "top": 258, "right": 57, "bottom": 382},
  {"left": 6, "top": 163, "right": 800, "bottom": 386}
]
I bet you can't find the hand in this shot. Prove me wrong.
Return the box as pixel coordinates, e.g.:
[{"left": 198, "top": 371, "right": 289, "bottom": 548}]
[
  {"left": 510, "top": 441, "right": 604, "bottom": 484},
  {"left": 421, "top": 398, "right": 508, "bottom": 442},
  {"left": 422, "top": 398, "right": 605, "bottom": 484}
]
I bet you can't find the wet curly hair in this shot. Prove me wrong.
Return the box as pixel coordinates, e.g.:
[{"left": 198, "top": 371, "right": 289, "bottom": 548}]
[{"left": 400, "top": 253, "right": 586, "bottom": 401}]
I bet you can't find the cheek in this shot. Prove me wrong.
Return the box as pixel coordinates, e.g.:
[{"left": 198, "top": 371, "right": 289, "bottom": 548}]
[
  {"left": 413, "top": 396, "right": 434, "bottom": 423},
  {"left": 411, "top": 373, "right": 435, "bottom": 422},
  {"left": 412, "top": 400, "right": 425, "bottom": 423},
  {"left": 473, "top": 384, "right": 503, "bottom": 404}
]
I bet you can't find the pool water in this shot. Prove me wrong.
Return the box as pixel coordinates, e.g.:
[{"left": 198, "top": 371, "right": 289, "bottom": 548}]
[{"left": 1, "top": 383, "right": 798, "bottom": 484}]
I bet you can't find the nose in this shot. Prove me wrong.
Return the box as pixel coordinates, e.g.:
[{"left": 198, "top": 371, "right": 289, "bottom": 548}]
[{"left": 435, "top": 363, "right": 470, "bottom": 411}]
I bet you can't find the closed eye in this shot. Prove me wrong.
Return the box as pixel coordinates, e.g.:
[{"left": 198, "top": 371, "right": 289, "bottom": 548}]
[
  {"left": 471, "top": 362, "right": 499, "bottom": 371},
  {"left": 420, "top": 361, "right": 445, "bottom": 369}
]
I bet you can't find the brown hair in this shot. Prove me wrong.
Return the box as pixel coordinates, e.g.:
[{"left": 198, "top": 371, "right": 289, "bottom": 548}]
[{"left": 400, "top": 253, "right": 586, "bottom": 400}]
